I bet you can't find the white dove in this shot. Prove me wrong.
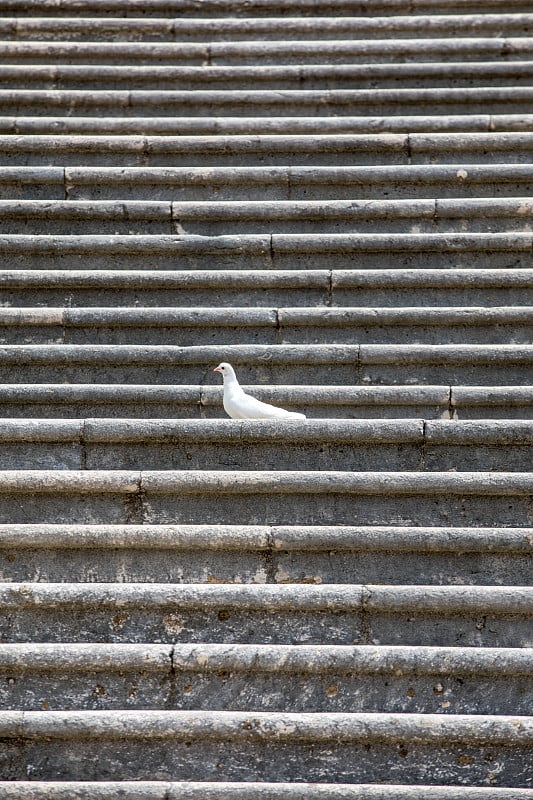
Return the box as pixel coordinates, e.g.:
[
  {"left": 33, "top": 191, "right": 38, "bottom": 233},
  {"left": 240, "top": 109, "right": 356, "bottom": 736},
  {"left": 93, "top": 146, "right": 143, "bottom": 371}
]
[{"left": 213, "top": 362, "right": 306, "bottom": 420}]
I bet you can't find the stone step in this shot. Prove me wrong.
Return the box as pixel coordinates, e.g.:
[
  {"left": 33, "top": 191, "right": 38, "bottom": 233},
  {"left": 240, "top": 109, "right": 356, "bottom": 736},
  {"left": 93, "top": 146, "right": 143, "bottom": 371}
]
[
  {"left": 0, "top": 383, "right": 528, "bottom": 420},
  {"left": 0, "top": 343, "right": 529, "bottom": 384},
  {"left": 0, "top": 233, "right": 530, "bottom": 270},
  {"left": 2, "top": 113, "right": 533, "bottom": 135},
  {"left": 1, "top": 580, "right": 533, "bottom": 645},
  {"left": 4, "top": 132, "right": 533, "bottom": 168},
  {"left": 0, "top": 523, "right": 531, "bottom": 584},
  {"left": 2, "top": 199, "right": 533, "bottom": 235},
  {"left": 2, "top": 39, "right": 533, "bottom": 66},
  {"left": 1, "top": 88, "right": 531, "bottom": 116},
  {"left": 0, "top": 785, "right": 531, "bottom": 800},
  {"left": 3, "top": 0, "right": 533, "bottom": 18},
  {"left": 0, "top": 14, "right": 532, "bottom": 41},
  {"left": 0, "top": 784, "right": 531, "bottom": 800},
  {"left": 0, "top": 469, "right": 530, "bottom": 526},
  {"left": 4, "top": 61, "right": 533, "bottom": 90},
  {"left": 7, "top": 164, "right": 533, "bottom": 202},
  {"left": 0, "top": 268, "right": 530, "bottom": 308},
  {"left": 2, "top": 305, "right": 533, "bottom": 345},
  {"left": 0, "top": 643, "right": 532, "bottom": 714},
  {"left": 1, "top": 709, "right": 533, "bottom": 783},
  {"left": 0, "top": 418, "right": 532, "bottom": 471}
]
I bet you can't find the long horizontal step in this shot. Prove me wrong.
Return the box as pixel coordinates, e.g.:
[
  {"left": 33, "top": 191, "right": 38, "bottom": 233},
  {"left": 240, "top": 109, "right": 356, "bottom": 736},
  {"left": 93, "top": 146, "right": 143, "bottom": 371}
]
[
  {"left": 7, "top": 164, "right": 533, "bottom": 203},
  {"left": 0, "top": 233, "right": 529, "bottom": 253},
  {"left": 43, "top": 164, "right": 533, "bottom": 206},
  {"left": 3, "top": 580, "right": 533, "bottom": 646},
  {"left": 0, "top": 383, "right": 529, "bottom": 420},
  {"left": 0, "top": 471, "right": 528, "bottom": 526},
  {"left": 0, "top": 269, "right": 531, "bottom": 309},
  {"left": 1, "top": 523, "right": 531, "bottom": 585},
  {"left": 4, "top": 132, "right": 533, "bottom": 167},
  {"left": 0, "top": 344, "right": 528, "bottom": 385},
  {"left": 0, "top": 784, "right": 529, "bottom": 800},
  {"left": 7, "top": 131, "right": 533, "bottom": 154},
  {"left": 2, "top": 38, "right": 533, "bottom": 66},
  {"left": 1, "top": 419, "right": 533, "bottom": 472},
  {"left": 1, "top": 198, "right": 533, "bottom": 235},
  {"left": 0, "top": 88, "right": 531, "bottom": 117},
  {"left": 1, "top": 708, "right": 533, "bottom": 741},
  {"left": 3, "top": 267, "right": 532, "bottom": 287},
  {"left": 3, "top": 0, "right": 533, "bottom": 17},
  {"left": 0, "top": 14, "right": 532, "bottom": 41},
  {"left": 2, "top": 113, "right": 533, "bottom": 135},
  {"left": 3, "top": 643, "right": 533, "bottom": 714},
  {"left": 0, "top": 524, "right": 530, "bottom": 553},
  {"left": 0, "top": 418, "right": 532, "bottom": 444},
  {"left": 0, "top": 710, "right": 532, "bottom": 783},
  {"left": 3, "top": 305, "right": 533, "bottom": 324},
  {"left": 0, "top": 470, "right": 529, "bottom": 495},
  {"left": 1, "top": 642, "right": 531, "bottom": 677},
  {"left": 3, "top": 61, "right": 533, "bottom": 90},
  {"left": 1, "top": 306, "right": 532, "bottom": 346}
]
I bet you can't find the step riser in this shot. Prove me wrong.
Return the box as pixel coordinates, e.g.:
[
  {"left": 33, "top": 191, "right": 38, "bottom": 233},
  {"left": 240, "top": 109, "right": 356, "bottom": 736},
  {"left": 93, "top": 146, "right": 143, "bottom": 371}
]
[
  {"left": 0, "top": 287, "right": 531, "bottom": 306},
  {"left": 3, "top": 323, "right": 533, "bottom": 346},
  {"left": 0, "top": 363, "right": 527, "bottom": 385},
  {"left": 0, "top": 401, "right": 453, "bottom": 419},
  {"left": 3, "top": 17, "right": 533, "bottom": 41},
  {"left": 2, "top": 735, "right": 532, "bottom": 785},
  {"left": 5, "top": 73, "right": 533, "bottom": 90},
  {"left": 5, "top": 145, "right": 533, "bottom": 168},
  {"left": 2, "top": 114, "right": 533, "bottom": 134},
  {"left": 0, "top": 491, "right": 527, "bottom": 526},
  {"left": 1, "top": 97, "right": 531, "bottom": 116},
  {"left": 1, "top": 547, "right": 530, "bottom": 586},
  {"left": 0, "top": 669, "right": 530, "bottom": 714},
  {"left": 4, "top": 0, "right": 533, "bottom": 15},
  {"left": 0, "top": 441, "right": 532, "bottom": 472},
  {"left": 1, "top": 217, "right": 531, "bottom": 235},
  {"left": 0, "top": 250, "right": 530, "bottom": 271},
  {"left": 7, "top": 171, "right": 533, "bottom": 202},
  {"left": 2, "top": 603, "right": 532, "bottom": 647},
  {"left": 1, "top": 400, "right": 533, "bottom": 419},
  {"left": 61, "top": 178, "right": 533, "bottom": 202}
]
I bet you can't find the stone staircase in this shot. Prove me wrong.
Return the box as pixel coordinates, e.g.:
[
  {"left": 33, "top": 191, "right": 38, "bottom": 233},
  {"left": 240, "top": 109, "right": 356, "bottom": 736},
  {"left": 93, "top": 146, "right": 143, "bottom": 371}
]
[{"left": 0, "top": 0, "right": 532, "bottom": 797}]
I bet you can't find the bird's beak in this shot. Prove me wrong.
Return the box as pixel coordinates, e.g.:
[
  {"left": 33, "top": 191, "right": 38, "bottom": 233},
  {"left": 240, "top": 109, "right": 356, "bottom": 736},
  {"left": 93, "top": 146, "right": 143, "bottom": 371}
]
[{"left": 213, "top": 366, "right": 222, "bottom": 373}]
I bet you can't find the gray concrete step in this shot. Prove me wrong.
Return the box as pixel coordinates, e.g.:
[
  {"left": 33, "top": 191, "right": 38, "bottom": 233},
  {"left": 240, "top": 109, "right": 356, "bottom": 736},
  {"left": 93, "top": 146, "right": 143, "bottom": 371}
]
[
  {"left": 1, "top": 580, "right": 533, "bottom": 645},
  {"left": 0, "top": 418, "right": 531, "bottom": 471},
  {"left": 2, "top": 39, "right": 533, "bottom": 66},
  {"left": 1, "top": 88, "right": 531, "bottom": 116},
  {"left": 1, "top": 305, "right": 533, "bottom": 345},
  {"left": 0, "top": 709, "right": 532, "bottom": 783},
  {"left": 0, "top": 233, "right": 529, "bottom": 270},
  {"left": 0, "top": 343, "right": 529, "bottom": 384},
  {"left": 0, "top": 784, "right": 531, "bottom": 800},
  {"left": 4, "top": 132, "right": 533, "bottom": 167},
  {"left": 0, "top": 469, "right": 529, "bottom": 526},
  {"left": 1, "top": 113, "right": 532, "bottom": 135},
  {"left": 3, "top": 0, "right": 533, "bottom": 17},
  {"left": 0, "top": 268, "right": 529, "bottom": 308},
  {"left": 0, "top": 383, "right": 528, "bottom": 420},
  {"left": 1, "top": 14, "right": 532, "bottom": 41},
  {"left": 1, "top": 198, "right": 533, "bottom": 235},
  {"left": 7, "top": 164, "right": 533, "bottom": 202},
  {"left": 0, "top": 523, "right": 531, "bottom": 584},
  {"left": 0, "top": 643, "right": 531, "bottom": 714},
  {"left": 3, "top": 62, "right": 533, "bottom": 90}
]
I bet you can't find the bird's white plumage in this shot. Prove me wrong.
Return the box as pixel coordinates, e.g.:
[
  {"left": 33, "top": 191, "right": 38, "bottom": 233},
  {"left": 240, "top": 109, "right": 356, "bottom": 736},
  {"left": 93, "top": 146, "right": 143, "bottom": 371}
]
[{"left": 214, "top": 362, "right": 306, "bottom": 420}]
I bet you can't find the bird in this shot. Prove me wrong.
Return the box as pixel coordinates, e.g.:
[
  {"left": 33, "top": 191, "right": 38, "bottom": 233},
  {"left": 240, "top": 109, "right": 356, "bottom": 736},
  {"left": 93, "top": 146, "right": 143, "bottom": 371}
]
[{"left": 213, "top": 362, "right": 306, "bottom": 420}]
